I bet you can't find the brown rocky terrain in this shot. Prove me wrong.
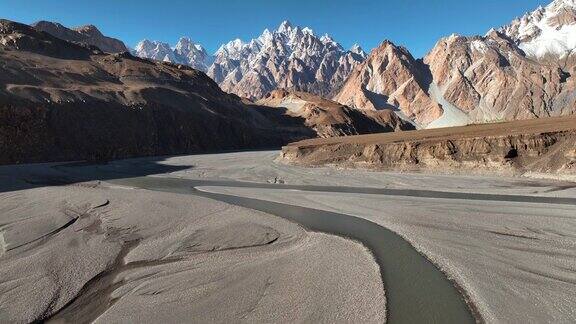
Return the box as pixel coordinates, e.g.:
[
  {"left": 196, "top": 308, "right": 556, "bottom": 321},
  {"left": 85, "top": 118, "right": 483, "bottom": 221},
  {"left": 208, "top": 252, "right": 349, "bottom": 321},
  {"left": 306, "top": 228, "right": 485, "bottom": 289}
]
[
  {"left": 257, "top": 89, "right": 414, "bottom": 137},
  {"left": 333, "top": 0, "right": 576, "bottom": 128},
  {"left": 424, "top": 30, "right": 575, "bottom": 124},
  {"left": 280, "top": 115, "right": 576, "bottom": 176},
  {"left": 333, "top": 41, "right": 443, "bottom": 126},
  {"left": 333, "top": 33, "right": 575, "bottom": 128},
  {"left": 0, "top": 19, "right": 317, "bottom": 164},
  {"left": 32, "top": 21, "right": 129, "bottom": 53}
]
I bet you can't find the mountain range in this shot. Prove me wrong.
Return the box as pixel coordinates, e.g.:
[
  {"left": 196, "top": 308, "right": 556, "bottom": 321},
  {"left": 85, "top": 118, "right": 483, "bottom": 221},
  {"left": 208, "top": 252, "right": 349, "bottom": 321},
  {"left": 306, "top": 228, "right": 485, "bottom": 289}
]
[
  {"left": 335, "top": 0, "right": 576, "bottom": 127},
  {"left": 0, "top": 20, "right": 315, "bottom": 164},
  {"left": 1, "top": 0, "right": 575, "bottom": 164},
  {"left": 0, "top": 19, "right": 409, "bottom": 164},
  {"left": 135, "top": 21, "right": 366, "bottom": 100},
  {"left": 134, "top": 37, "right": 214, "bottom": 71},
  {"left": 130, "top": 0, "right": 575, "bottom": 128}
]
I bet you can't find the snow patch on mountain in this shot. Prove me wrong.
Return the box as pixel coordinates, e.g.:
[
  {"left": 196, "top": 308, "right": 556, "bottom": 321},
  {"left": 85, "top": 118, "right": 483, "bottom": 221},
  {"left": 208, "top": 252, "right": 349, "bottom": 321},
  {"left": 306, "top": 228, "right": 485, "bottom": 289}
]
[
  {"left": 499, "top": 0, "right": 576, "bottom": 58},
  {"left": 470, "top": 40, "right": 488, "bottom": 54},
  {"left": 426, "top": 83, "right": 470, "bottom": 129},
  {"left": 350, "top": 44, "right": 367, "bottom": 58}
]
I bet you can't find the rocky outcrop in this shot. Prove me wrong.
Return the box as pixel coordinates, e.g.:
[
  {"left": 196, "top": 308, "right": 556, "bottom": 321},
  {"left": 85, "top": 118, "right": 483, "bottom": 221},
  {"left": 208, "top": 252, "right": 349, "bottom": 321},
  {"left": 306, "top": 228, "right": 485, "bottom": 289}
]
[
  {"left": 423, "top": 30, "right": 576, "bottom": 124},
  {"left": 257, "top": 89, "right": 414, "bottom": 138},
  {"left": 426, "top": 0, "right": 576, "bottom": 122},
  {"left": 0, "top": 19, "right": 315, "bottom": 164},
  {"left": 333, "top": 41, "right": 443, "bottom": 126},
  {"left": 32, "top": 21, "right": 128, "bottom": 53},
  {"left": 280, "top": 115, "right": 576, "bottom": 176}
]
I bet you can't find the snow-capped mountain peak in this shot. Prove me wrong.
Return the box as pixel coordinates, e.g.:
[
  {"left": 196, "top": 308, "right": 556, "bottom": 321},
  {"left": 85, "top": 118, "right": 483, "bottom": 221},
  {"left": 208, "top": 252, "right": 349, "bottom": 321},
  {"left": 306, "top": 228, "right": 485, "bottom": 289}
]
[
  {"left": 214, "top": 38, "right": 249, "bottom": 61},
  {"left": 550, "top": 0, "right": 576, "bottom": 10},
  {"left": 302, "top": 27, "right": 314, "bottom": 35},
  {"left": 134, "top": 39, "right": 152, "bottom": 52},
  {"left": 499, "top": 0, "right": 576, "bottom": 58},
  {"left": 257, "top": 28, "right": 274, "bottom": 45},
  {"left": 135, "top": 37, "right": 213, "bottom": 71},
  {"left": 135, "top": 21, "right": 366, "bottom": 99},
  {"left": 135, "top": 39, "right": 175, "bottom": 61},
  {"left": 217, "top": 38, "right": 246, "bottom": 53},
  {"left": 350, "top": 44, "right": 367, "bottom": 58},
  {"left": 320, "top": 33, "right": 333, "bottom": 44},
  {"left": 277, "top": 20, "right": 293, "bottom": 33},
  {"left": 174, "top": 37, "right": 195, "bottom": 52},
  {"left": 207, "top": 21, "right": 366, "bottom": 99}
]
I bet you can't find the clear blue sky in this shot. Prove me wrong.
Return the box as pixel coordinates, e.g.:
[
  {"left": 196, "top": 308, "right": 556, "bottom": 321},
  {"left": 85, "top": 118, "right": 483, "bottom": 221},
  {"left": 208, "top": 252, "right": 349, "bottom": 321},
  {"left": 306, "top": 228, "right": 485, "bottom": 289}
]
[{"left": 1, "top": 0, "right": 548, "bottom": 57}]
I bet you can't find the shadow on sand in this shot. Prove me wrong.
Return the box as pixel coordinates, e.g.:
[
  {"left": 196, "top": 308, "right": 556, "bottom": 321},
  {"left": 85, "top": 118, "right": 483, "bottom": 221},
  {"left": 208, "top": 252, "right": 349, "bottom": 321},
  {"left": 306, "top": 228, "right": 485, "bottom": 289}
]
[{"left": 0, "top": 156, "right": 192, "bottom": 194}]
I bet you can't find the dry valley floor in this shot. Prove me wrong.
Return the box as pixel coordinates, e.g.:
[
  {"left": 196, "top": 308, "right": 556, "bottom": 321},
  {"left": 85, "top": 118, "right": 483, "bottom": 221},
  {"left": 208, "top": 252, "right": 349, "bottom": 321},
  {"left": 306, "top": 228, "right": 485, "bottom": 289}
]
[{"left": 1, "top": 151, "right": 575, "bottom": 323}]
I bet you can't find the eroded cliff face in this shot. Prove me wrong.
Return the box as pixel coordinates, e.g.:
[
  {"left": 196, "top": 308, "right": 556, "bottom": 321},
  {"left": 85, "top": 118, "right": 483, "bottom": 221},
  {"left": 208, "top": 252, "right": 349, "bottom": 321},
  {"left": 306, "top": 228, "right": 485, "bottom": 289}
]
[
  {"left": 334, "top": 41, "right": 443, "bottom": 126},
  {"left": 280, "top": 116, "right": 576, "bottom": 176},
  {"left": 424, "top": 31, "right": 576, "bottom": 124},
  {"left": 257, "top": 89, "right": 414, "bottom": 138}
]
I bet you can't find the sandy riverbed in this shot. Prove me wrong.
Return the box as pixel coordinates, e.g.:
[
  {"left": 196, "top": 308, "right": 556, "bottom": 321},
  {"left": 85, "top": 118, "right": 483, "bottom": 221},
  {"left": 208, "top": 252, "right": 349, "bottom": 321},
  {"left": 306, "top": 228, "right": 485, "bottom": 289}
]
[
  {"left": 1, "top": 151, "right": 575, "bottom": 323},
  {"left": 116, "top": 151, "right": 576, "bottom": 322},
  {"left": 0, "top": 162, "right": 385, "bottom": 323}
]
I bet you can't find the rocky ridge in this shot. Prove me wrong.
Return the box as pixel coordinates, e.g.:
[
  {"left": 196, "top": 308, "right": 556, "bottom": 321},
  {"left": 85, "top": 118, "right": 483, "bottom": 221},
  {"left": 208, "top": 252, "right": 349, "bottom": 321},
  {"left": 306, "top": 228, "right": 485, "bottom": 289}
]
[
  {"left": 208, "top": 21, "right": 366, "bottom": 100},
  {"left": 257, "top": 89, "right": 414, "bottom": 138},
  {"left": 332, "top": 0, "right": 576, "bottom": 128},
  {"left": 32, "top": 21, "right": 128, "bottom": 53},
  {"left": 134, "top": 21, "right": 366, "bottom": 100},
  {"left": 0, "top": 19, "right": 316, "bottom": 164},
  {"left": 334, "top": 40, "right": 443, "bottom": 126},
  {"left": 134, "top": 37, "right": 214, "bottom": 71}
]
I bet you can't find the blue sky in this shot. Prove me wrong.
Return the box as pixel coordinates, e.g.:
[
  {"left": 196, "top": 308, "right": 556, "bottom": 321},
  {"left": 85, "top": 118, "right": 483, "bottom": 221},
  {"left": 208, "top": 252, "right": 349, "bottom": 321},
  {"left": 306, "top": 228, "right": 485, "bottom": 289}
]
[{"left": 1, "top": 0, "right": 548, "bottom": 57}]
